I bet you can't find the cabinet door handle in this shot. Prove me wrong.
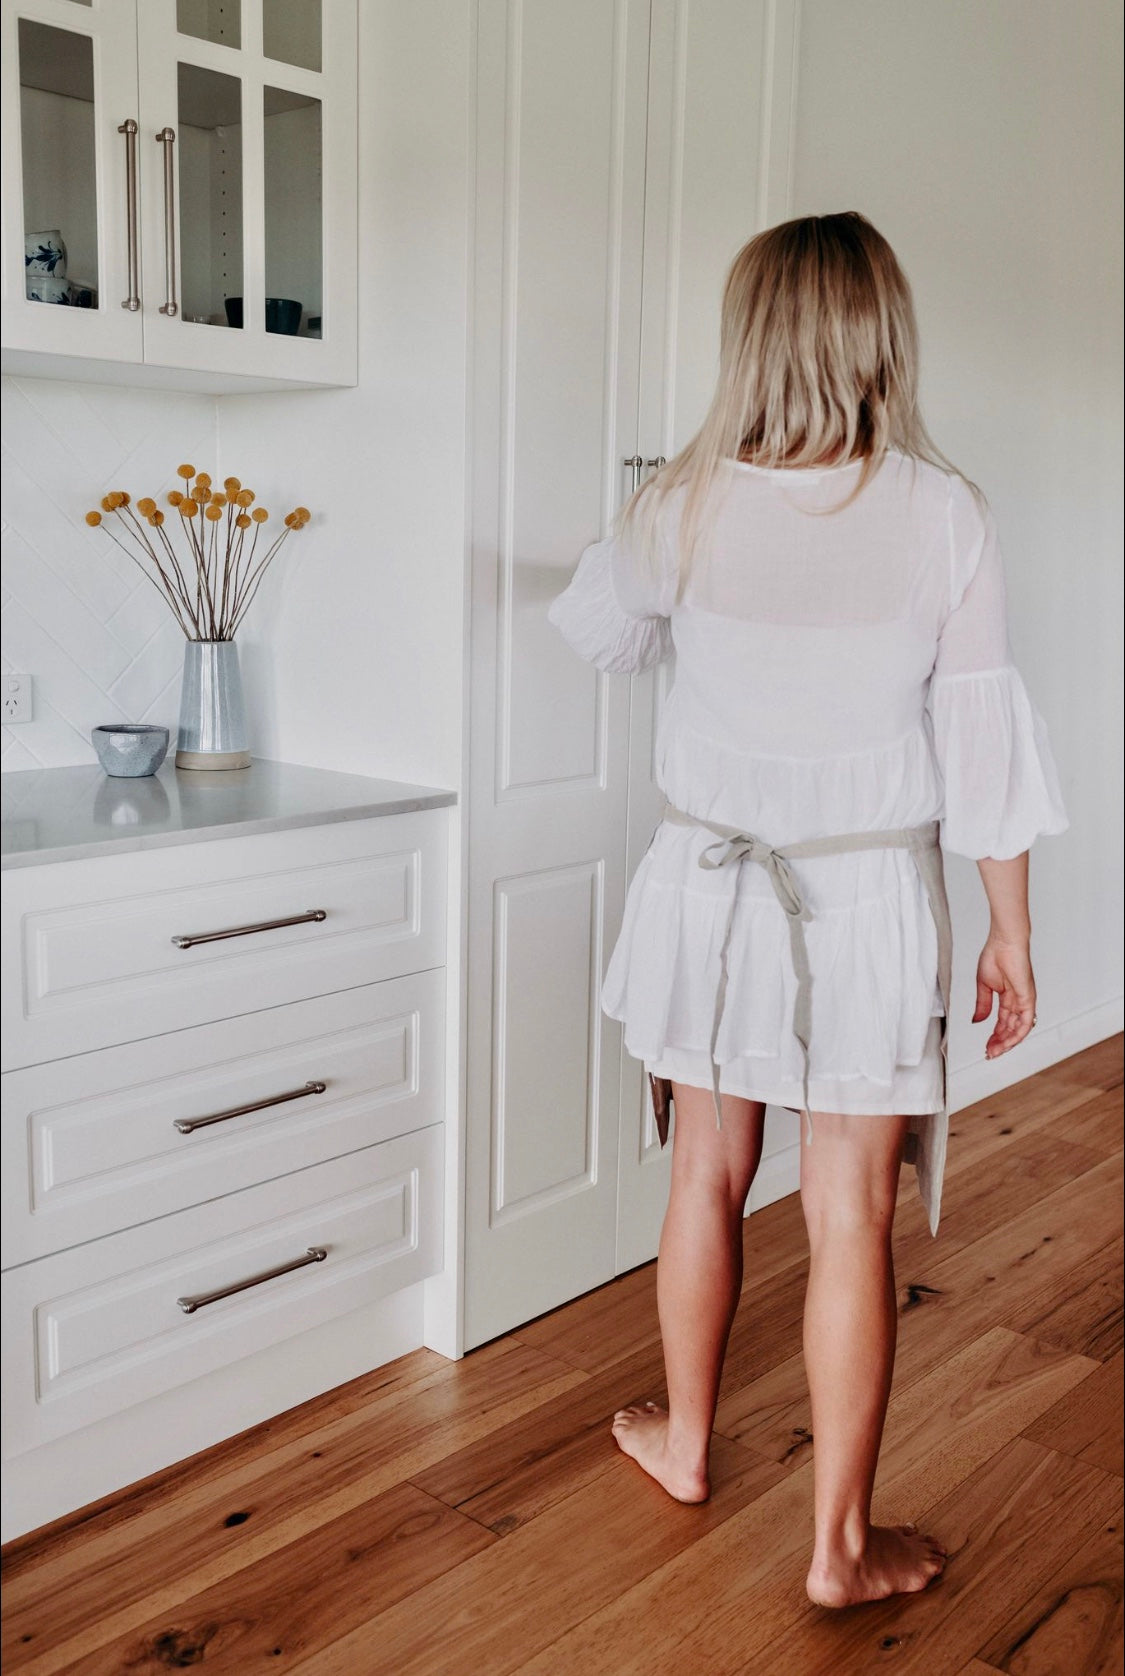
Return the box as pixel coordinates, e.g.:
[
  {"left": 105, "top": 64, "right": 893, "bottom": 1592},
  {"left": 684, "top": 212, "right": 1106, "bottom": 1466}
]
[
  {"left": 624, "top": 454, "right": 644, "bottom": 493},
  {"left": 118, "top": 119, "right": 141, "bottom": 311},
  {"left": 177, "top": 1247, "right": 328, "bottom": 1315},
  {"left": 155, "top": 126, "right": 178, "bottom": 317},
  {"left": 173, "top": 1080, "right": 328, "bottom": 1135},
  {"left": 171, "top": 908, "right": 327, "bottom": 949},
  {"left": 646, "top": 456, "right": 667, "bottom": 470}
]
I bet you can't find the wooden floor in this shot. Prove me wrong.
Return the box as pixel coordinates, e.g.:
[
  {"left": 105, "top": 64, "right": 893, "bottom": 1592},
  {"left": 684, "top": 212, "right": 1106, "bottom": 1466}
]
[{"left": 3, "top": 1037, "right": 1122, "bottom": 1676}]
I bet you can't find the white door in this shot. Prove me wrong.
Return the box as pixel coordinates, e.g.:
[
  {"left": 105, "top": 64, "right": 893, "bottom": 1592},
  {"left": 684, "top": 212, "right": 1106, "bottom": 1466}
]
[
  {"left": 615, "top": 0, "right": 802, "bottom": 1268},
  {"left": 465, "top": 0, "right": 801, "bottom": 1347},
  {"left": 464, "top": 0, "right": 652, "bottom": 1350},
  {"left": 1, "top": 0, "right": 142, "bottom": 366}
]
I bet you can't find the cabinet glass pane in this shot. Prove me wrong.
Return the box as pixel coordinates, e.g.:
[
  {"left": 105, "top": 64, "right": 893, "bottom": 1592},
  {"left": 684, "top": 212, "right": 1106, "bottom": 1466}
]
[
  {"left": 18, "top": 21, "right": 99, "bottom": 309},
  {"left": 264, "top": 88, "right": 322, "bottom": 337},
  {"left": 177, "top": 0, "right": 240, "bottom": 50},
  {"left": 263, "top": 0, "right": 322, "bottom": 73},
  {"left": 177, "top": 64, "right": 243, "bottom": 327}
]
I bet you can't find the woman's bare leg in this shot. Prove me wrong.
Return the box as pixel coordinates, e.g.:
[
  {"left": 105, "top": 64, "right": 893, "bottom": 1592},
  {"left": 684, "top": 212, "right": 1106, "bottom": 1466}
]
[
  {"left": 612, "top": 1081, "right": 765, "bottom": 1502},
  {"left": 800, "top": 1110, "right": 947, "bottom": 1606}
]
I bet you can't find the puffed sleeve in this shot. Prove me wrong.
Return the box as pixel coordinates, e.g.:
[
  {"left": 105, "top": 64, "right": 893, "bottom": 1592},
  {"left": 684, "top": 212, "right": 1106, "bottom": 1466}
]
[
  {"left": 547, "top": 505, "right": 676, "bottom": 674},
  {"left": 926, "top": 479, "right": 1068, "bottom": 859}
]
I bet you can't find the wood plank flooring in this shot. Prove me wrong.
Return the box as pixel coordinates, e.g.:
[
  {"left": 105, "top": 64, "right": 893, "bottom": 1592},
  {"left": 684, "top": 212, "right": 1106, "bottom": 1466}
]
[{"left": 3, "top": 1036, "right": 1122, "bottom": 1676}]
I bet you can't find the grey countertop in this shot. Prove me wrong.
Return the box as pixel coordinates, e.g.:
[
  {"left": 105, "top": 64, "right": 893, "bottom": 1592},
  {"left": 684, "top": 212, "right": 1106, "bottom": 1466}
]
[{"left": 1, "top": 758, "right": 457, "bottom": 869}]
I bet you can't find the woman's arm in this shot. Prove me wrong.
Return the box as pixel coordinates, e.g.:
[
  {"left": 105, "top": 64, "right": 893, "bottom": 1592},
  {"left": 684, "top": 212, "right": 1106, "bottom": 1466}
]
[{"left": 973, "top": 852, "right": 1037, "bottom": 1058}]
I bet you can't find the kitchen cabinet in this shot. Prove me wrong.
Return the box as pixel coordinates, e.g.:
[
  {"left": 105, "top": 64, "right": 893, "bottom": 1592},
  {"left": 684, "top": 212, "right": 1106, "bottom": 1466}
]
[
  {"left": 1, "top": 0, "right": 357, "bottom": 391},
  {"left": 0, "top": 762, "right": 454, "bottom": 1540},
  {"left": 464, "top": 0, "right": 801, "bottom": 1347}
]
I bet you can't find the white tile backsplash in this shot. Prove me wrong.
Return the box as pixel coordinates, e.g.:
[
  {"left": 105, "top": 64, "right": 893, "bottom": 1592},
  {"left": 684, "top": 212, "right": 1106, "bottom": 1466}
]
[{"left": 1, "top": 376, "right": 218, "bottom": 768}]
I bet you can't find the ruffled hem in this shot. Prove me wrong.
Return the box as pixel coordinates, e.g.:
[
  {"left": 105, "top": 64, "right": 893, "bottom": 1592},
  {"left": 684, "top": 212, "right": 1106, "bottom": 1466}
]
[
  {"left": 602, "top": 834, "right": 942, "bottom": 1088},
  {"left": 656, "top": 712, "right": 945, "bottom": 839},
  {"left": 929, "top": 665, "right": 1069, "bottom": 858},
  {"left": 547, "top": 538, "right": 673, "bottom": 674}
]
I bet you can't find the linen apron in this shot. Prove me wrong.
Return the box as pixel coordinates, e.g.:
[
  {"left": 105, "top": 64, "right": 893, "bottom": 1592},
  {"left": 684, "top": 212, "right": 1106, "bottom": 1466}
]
[{"left": 646, "top": 803, "right": 954, "bottom": 1238}]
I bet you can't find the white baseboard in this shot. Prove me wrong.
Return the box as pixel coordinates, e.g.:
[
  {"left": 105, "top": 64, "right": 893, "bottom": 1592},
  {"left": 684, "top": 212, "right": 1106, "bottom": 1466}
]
[{"left": 947, "top": 996, "right": 1123, "bottom": 1113}]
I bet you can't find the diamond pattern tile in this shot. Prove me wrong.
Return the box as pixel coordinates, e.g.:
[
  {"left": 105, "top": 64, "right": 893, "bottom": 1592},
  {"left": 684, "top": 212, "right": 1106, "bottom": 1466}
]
[{"left": 1, "top": 376, "right": 218, "bottom": 767}]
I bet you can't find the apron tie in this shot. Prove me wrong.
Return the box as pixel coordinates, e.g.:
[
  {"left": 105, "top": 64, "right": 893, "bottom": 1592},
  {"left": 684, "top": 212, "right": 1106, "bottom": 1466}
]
[
  {"left": 655, "top": 803, "right": 951, "bottom": 1181},
  {"left": 695, "top": 829, "right": 817, "bottom": 1138}
]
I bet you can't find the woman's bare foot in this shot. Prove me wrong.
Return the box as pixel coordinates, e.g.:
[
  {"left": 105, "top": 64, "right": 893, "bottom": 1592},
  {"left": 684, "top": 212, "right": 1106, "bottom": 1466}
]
[
  {"left": 806, "top": 1522, "right": 948, "bottom": 1608},
  {"left": 610, "top": 1402, "right": 711, "bottom": 1503}
]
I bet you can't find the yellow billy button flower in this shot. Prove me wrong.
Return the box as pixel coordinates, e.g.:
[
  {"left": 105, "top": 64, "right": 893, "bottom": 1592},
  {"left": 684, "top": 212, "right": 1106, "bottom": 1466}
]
[
  {"left": 235, "top": 489, "right": 254, "bottom": 507},
  {"left": 210, "top": 491, "right": 227, "bottom": 507},
  {"left": 295, "top": 506, "right": 311, "bottom": 522},
  {"left": 235, "top": 513, "right": 251, "bottom": 529},
  {"left": 180, "top": 499, "right": 199, "bottom": 518},
  {"left": 194, "top": 472, "right": 212, "bottom": 488},
  {"left": 137, "top": 497, "right": 156, "bottom": 517},
  {"left": 223, "top": 476, "right": 241, "bottom": 495},
  {"left": 148, "top": 510, "right": 165, "bottom": 527},
  {"left": 85, "top": 510, "right": 102, "bottom": 526},
  {"left": 177, "top": 463, "right": 194, "bottom": 479},
  {"left": 167, "top": 489, "right": 184, "bottom": 507},
  {"left": 204, "top": 503, "right": 223, "bottom": 521},
  {"left": 100, "top": 494, "right": 115, "bottom": 512},
  {"left": 251, "top": 507, "right": 269, "bottom": 523}
]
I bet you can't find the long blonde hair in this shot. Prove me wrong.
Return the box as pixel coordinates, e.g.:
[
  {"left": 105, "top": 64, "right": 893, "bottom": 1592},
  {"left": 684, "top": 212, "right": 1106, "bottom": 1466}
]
[{"left": 621, "top": 211, "right": 974, "bottom": 591}]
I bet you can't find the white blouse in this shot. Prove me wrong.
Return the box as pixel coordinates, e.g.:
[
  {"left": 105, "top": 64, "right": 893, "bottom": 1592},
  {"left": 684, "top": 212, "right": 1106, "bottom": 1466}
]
[{"left": 547, "top": 451, "right": 1068, "bottom": 1154}]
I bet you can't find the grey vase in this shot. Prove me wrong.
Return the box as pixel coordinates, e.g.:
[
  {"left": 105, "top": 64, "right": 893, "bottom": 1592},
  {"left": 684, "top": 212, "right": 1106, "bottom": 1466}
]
[{"left": 176, "top": 639, "right": 251, "bottom": 770}]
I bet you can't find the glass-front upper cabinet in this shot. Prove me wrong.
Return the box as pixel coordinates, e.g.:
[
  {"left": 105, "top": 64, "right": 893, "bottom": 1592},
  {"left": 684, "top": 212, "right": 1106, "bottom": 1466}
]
[
  {"left": 1, "top": 0, "right": 143, "bottom": 365},
  {"left": 0, "top": 0, "right": 357, "bottom": 389}
]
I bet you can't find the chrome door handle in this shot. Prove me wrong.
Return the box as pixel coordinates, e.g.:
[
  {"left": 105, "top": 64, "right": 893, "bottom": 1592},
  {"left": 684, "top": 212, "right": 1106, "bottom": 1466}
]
[
  {"left": 155, "top": 126, "right": 178, "bottom": 317},
  {"left": 118, "top": 119, "right": 140, "bottom": 311},
  {"left": 624, "top": 454, "right": 644, "bottom": 493},
  {"left": 173, "top": 1080, "right": 327, "bottom": 1135},
  {"left": 177, "top": 1247, "right": 328, "bottom": 1314},
  {"left": 646, "top": 456, "right": 666, "bottom": 470},
  {"left": 171, "top": 908, "right": 327, "bottom": 949}
]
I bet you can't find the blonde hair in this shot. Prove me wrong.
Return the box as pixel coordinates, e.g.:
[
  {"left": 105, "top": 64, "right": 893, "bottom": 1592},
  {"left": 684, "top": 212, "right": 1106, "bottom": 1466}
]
[{"left": 620, "top": 211, "right": 975, "bottom": 591}]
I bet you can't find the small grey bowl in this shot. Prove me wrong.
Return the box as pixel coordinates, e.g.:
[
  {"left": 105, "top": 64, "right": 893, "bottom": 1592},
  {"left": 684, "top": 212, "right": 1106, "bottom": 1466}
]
[{"left": 92, "top": 724, "right": 170, "bottom": 778}]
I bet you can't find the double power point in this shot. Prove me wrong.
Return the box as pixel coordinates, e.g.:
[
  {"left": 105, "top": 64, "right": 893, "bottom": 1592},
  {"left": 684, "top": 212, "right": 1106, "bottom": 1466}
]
[{"left": 3, "top": 673, "right": 33, "bottom": 724}]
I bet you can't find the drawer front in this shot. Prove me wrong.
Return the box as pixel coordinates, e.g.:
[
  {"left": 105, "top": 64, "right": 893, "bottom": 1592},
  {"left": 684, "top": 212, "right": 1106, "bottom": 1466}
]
[
  {"left": 1, "top": 811, "right": 448, "bottom": 1070},
  {"left": 1, "top": 970, "right": 445, "bottom": 1268},
  {"left": 1, "top": 1126, "right": 443, "bottom": 1456}
]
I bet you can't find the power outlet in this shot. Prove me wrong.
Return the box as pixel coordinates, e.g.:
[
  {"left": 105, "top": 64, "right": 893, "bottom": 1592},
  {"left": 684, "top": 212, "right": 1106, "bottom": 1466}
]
[{"left": 3, "top": 673, "right": 33, "bottom": 723}]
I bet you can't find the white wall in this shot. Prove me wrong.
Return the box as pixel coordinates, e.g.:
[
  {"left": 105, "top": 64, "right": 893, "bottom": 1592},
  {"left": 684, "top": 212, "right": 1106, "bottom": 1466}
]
[
  {"left": 219, "top": 0, "right": 472, "bottom": 794},
  {"left": 790, "top": 0, "right": 1124, "bottom": 1081}
]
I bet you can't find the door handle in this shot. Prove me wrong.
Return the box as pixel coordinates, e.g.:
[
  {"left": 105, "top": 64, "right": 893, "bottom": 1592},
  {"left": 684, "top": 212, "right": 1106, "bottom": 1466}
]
[
  {"left": 118, "top": 119, "right": 140, "bottom": 311},
  {"left": 155, "top": 126, "right": 178, "bottom": 317}
]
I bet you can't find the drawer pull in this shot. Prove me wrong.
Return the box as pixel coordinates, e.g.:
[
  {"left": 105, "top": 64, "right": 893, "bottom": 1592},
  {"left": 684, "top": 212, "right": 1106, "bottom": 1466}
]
[
  {"left": 171, "top": 908, "right": 327, "bottom": 949},
  {"left": 173, "top": 1080, "right": 327, "bottom": 1135},
  {"left": 177, "top": 1246, "right": 328, "bottom": 1314}
]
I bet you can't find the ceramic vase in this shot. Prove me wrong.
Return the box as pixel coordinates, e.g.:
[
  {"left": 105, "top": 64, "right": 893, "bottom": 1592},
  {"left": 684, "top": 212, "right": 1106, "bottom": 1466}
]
[{"left": 175, "top": 640, "right": 251, "bottom": 770}]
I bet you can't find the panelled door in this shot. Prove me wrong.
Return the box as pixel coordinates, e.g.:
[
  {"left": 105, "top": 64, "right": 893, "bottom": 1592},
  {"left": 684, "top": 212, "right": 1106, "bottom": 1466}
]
[{"left": 465, "top": 0, "right": 799, "bottom": 1348}]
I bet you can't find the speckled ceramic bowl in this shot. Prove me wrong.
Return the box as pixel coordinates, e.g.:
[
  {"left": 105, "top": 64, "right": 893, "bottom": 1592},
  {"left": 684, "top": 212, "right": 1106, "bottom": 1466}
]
[{"left": 92, "top": 724, "right": 170, "bottom": 778}]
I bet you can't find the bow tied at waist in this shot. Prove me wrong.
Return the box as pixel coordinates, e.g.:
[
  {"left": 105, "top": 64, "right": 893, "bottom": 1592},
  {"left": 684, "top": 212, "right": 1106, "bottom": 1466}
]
[
  {"left": 659, "top": 803, "right": 948, "bottom": 1157},
  {"left": 697, "top": 831, "right": 812, "bottom": 923}
]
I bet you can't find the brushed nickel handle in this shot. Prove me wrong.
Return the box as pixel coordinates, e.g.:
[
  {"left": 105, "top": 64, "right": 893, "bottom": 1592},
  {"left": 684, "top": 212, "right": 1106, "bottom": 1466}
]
[
  {"left": 155, "top": 126, "right": 178, "bottom": 317},
  {"left": 173, "top": 1080, "right": 327, "bottom": 1135},
  {"left": 646, "top": 456, "right": 667, "bottom": 470},
  {"left": 624, "top": 454, "right": 644, "bottom": 493},
  {"left": 177, "top": 1247, "right": 328, "bottom": 1315},
  {"left": 171, "top": 908, "right": 327, "bottom": 949},
  {"left": 118, "top": 119, "right": 140, "bottom": 311}
]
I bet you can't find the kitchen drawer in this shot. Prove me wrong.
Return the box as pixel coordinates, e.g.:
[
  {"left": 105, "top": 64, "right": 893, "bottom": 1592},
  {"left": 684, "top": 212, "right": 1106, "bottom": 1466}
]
[
  {"left": 1, "top": 810, "right": 447, "bottom": 1071},
  {"left": 1, "top": 970, "right": 445, "bottom": 1268},
  {"left": 1, "top": 1126, "right": 443, "bottom": 1455}
]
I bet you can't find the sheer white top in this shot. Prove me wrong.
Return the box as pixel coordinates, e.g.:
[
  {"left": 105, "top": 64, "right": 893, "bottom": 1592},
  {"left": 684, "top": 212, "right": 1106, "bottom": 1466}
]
[{"left": 547, "top": 450, "right": 1068, "bottom": 1104}]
